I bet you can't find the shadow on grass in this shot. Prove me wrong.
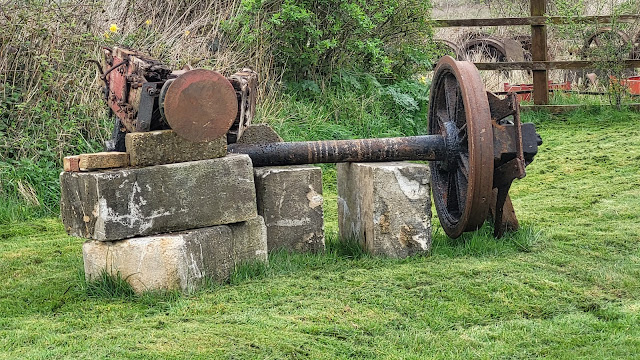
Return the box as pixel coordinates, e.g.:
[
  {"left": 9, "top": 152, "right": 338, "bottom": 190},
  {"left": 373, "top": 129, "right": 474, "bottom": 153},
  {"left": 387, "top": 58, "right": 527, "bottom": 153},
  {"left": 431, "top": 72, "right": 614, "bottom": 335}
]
[
  {"left": 83, "top": 270, "right": 182, "bottom": 305},
  {"left": 431, "top": 221, "right": 545, "bottom": 258}
]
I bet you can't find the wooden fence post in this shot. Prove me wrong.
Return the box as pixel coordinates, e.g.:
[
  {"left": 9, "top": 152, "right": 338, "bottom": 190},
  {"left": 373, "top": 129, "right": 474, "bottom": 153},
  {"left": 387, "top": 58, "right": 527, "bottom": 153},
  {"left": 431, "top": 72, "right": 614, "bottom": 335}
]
[{"left": 531, "top": 0, "right": 549, "bottom": 105}]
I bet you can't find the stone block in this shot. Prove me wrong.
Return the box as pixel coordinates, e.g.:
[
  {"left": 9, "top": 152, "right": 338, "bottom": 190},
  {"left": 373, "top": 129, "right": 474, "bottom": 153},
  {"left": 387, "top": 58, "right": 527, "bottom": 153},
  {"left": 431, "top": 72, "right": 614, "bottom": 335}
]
[
  {"left": 61, "top": 154, "right": 257, "bottom": 241},
  {"left": 232, "top": 216, "right": 269, "bottom": 264},
  {"left": 83, "top": 216, "right": 268, "bottom": 293},
  {"left": 337, "top": 162, "right": 431, "bottom": 258},
  {"left": 236, "top": 124, "right": 283, "bottom": 145},
  {"left": 254, "top": 165, "right": 324, "bottom": 253},
  {"left": 125, "top": 130, "right": 227, "bottom": 167},
  {"left": 79, "top": 152, "right": 129, "bottom": 171}
]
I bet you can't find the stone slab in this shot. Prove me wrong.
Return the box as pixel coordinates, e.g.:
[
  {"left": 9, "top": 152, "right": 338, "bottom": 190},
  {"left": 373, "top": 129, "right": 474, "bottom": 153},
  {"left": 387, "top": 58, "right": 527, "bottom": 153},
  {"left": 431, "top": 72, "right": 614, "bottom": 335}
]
[
  {"left": 337, "top": 162, "right": 431, "bottom": 258},
  {"left": 83, "top": 216, "right": 268, "bottom": 293},
  {"left": 231, "top": 215, "right": 270, "bottom": 264},
  {"left": 125, "top": 130, "right": 227, "bottom": 167},
  {"left": 236, "top": 124, "right": 283, "bottom": 145},
  {"left": 254, "top": 166, "right": 325, "bottom": 253},
  {"left": 79, "top": 152, "right": 129, "bottom": 171},
  {"left": 61, "top": 154, "right": 257, "bottom": 241}
]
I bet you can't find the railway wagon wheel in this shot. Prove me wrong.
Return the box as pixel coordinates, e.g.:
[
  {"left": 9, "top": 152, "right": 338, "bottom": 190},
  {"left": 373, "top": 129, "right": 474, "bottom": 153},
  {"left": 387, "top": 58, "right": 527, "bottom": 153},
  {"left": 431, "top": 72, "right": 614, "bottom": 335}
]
[
  {"left": 428, "top": 56, "right": 494, "bottom": 238},
  {"left": 462, "top": 37, "right": 508, "bottom": 62},
  {"left": 582, "top": 27, "right": 632, "bottom": 59},
  {"left": 632, "top": 30, "right": 640, "bottom": 59},
  {"left": 434, "top": 39, "right": 463, "bottom": 60}
]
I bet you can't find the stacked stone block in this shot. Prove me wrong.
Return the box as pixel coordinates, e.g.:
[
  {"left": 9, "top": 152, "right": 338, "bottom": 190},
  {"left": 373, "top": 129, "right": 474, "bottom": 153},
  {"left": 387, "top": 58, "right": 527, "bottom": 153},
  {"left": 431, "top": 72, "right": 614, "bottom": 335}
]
[
  {"left": 238, "top": 124, "right": 326, "bottom": 254},
  {"left": 61, "top": 130, "right": 268, "bottom": 293}
]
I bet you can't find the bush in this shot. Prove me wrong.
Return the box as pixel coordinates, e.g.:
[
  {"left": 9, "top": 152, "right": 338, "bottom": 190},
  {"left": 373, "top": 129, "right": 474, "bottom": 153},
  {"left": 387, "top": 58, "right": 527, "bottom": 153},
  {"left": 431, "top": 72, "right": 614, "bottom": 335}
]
[{"left": 225, "top": 0, "right": 433, "bottom": 81}]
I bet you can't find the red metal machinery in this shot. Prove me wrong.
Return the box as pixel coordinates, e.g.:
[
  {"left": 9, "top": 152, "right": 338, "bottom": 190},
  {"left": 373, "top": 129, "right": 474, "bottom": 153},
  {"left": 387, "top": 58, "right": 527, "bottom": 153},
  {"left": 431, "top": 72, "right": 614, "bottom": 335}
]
[{"left": 95, "top": 47, "right": 257, "bottom": 150}]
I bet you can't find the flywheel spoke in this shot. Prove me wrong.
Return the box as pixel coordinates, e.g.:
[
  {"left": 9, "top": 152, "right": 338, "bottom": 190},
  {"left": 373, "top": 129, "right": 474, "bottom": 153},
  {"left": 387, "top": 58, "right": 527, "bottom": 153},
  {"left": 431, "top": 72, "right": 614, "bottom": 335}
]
[
  {"left": 458, "top": 123, "right": 468, "bottom": 145},
  {"left": 458, "top": 123, "right": 467, "bottom": 135},
  {"left": 436, "top": 109, "right": 448, "bottom": 130},
  {"left": 457, "top": 153, "right": 469, "bottom": 179},
  {"left": 446, "top": 170, "right": 459, "bottom": 214},
  {"left": 454, "top": 89, "right": 465, "bottom": 128},
  {"left": 444, "top": 75, "right": 459, "bottom": 121},
  {"left": 456, "top": 168, "right": 468, "bottom": 212}
]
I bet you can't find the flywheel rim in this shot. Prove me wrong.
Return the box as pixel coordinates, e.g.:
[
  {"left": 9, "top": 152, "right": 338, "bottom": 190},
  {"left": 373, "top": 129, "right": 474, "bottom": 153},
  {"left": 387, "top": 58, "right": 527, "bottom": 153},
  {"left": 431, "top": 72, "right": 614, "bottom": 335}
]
[{"left": 428, "top": 56, "right": 494, "bottom": 238}]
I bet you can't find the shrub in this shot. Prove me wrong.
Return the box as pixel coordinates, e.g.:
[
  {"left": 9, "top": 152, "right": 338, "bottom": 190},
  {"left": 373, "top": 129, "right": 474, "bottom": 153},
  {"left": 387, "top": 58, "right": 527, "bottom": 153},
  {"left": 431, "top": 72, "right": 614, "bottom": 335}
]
[{"left": 225, "top": 0, "right": 434, "bottom": 81}]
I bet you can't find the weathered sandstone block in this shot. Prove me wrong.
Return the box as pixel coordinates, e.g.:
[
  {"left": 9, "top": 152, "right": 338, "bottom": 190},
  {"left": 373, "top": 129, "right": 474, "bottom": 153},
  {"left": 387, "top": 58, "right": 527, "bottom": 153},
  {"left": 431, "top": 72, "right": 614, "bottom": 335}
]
[
  {"left": 254, "top": 165, "right": 325, "bottom": 253},
  {"left": 61, "top": 155, "right": 257, "bottom": 241},
  {"left": 236, "top": 123, "right": 283, "bottom": 145},
  {"left": 337, "top": 162, "right": 431, "bottom": 258},
  {"left": 83, "top": 216, "right": 268, "bottom": 293},
  {"left": 125, "top": 130, "right": 226, "bottom": 167}
]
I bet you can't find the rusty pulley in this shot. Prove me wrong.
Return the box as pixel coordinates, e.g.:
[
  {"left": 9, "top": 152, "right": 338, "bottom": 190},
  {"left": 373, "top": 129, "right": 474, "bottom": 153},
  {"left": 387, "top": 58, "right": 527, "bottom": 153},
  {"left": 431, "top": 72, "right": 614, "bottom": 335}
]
[
  {"left": 162, "top": 69, "right": 238, "bottom": 142},
  {"left": 230, "top": 56, "right": 541, "bottom": 239}
]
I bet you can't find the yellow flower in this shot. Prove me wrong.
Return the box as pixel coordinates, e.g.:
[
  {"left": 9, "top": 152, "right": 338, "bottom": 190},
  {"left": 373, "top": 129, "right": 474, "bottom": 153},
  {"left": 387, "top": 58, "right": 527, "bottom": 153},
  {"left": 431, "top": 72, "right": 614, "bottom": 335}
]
[
  {"left": 419, "top": 75, "right": 427, "bottom": 84},
  {"left": 109, "top": 23, "right": 119, "bottom": 33},
  {"left": 104, "top": 32, "right": 110, "bottom": 39},
  {"left": 145, "top": 19, "right": 152, "bottom": 26},
  {"left": 184, "top": 30, "right": 191, "bottom": 36}
]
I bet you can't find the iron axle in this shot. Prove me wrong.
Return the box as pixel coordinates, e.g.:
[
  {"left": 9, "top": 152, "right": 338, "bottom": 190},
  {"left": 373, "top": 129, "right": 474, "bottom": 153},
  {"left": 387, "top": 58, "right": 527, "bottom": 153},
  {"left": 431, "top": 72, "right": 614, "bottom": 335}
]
[{"left": 228, "top": 135, "right": 448, "bottom": 167}]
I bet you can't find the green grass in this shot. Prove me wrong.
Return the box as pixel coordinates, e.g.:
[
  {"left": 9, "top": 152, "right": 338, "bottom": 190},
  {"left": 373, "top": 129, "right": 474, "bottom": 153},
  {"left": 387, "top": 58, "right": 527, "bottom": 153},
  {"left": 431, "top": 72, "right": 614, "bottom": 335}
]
[
  {"left": 520, "top": 90, "right": 640, "bottom": 107},
  {"left": 1, "top": 107, "right": 640, "bottom": 358}
]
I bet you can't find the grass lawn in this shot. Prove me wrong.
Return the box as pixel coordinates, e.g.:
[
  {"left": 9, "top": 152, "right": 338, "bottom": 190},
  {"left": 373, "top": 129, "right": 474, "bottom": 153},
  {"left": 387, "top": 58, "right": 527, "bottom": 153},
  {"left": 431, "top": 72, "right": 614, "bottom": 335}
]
[{"left": 1, "top": 108, "right": 639, "bottom": 359}]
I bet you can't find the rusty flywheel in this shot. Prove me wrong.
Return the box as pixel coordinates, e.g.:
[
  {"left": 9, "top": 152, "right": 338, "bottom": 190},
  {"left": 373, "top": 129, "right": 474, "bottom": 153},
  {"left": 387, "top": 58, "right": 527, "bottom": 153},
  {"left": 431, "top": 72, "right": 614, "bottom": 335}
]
[{"left": 428, "top": 56, "right": 494, "bottom": 238}]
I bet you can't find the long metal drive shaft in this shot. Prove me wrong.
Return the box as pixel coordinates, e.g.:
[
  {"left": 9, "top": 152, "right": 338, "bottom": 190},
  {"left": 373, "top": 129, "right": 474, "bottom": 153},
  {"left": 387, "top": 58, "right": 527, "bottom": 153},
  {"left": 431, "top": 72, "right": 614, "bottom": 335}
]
[{"left": 227, "top": 135, "right": 448, "bottom": 167}]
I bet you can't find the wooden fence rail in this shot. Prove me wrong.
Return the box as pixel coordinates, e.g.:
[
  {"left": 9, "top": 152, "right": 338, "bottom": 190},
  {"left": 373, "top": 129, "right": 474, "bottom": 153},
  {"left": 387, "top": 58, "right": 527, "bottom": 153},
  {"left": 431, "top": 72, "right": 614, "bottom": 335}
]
[
  {"left": 433, "top": 0, "right": 640, "bottom": 105},
  {"left": 434, "top": 15, "right": 640, "bottom": 27},
  {"left": 474, "top": 60, "right": 640, "bottom": 71}
]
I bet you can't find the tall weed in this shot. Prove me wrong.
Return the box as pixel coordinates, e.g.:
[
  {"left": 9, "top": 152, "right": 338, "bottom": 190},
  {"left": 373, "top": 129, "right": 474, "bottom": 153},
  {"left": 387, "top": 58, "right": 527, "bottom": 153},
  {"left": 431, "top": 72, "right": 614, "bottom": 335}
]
[{"left": 0, "top": 0, "right": 247, "bottom": 220}]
